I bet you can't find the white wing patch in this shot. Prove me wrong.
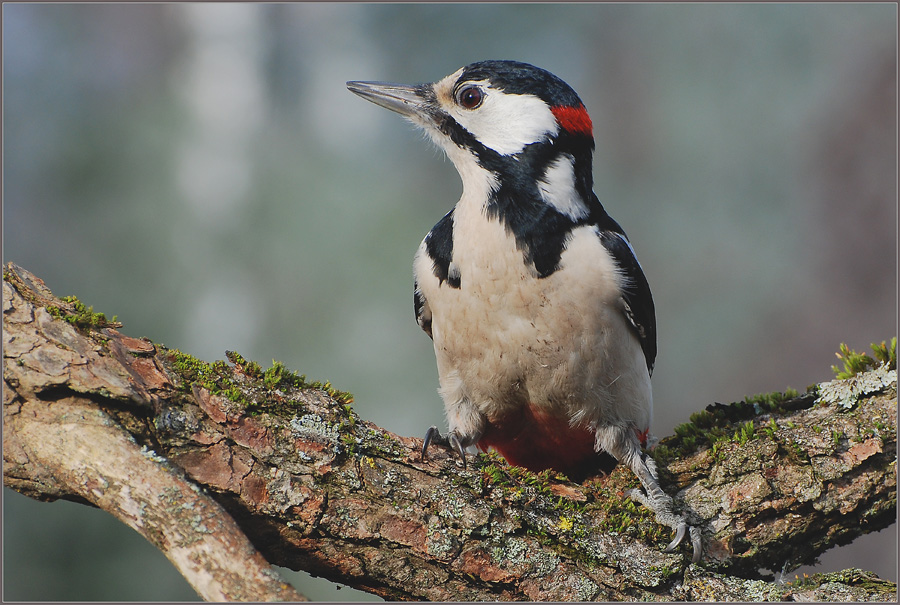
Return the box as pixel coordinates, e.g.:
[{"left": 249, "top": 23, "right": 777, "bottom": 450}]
[
  {"left": 537, "top": 154, "right": 589, "bottom": 220},
  {"left": 613, "top": 231, "right": 645, "bottom": 273}
]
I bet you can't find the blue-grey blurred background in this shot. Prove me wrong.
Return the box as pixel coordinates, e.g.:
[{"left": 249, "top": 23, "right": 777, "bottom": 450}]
[{"left": 3, "top": 3, "right": 896, "bottom": 601}]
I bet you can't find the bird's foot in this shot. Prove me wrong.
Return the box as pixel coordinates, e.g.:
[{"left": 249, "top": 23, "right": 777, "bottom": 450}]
[
  {"left": 628, "top": 488, "right": 702, "bottom": 564},
  {"left": 421, "top": 426, "right": 467, "bottom": 468}
]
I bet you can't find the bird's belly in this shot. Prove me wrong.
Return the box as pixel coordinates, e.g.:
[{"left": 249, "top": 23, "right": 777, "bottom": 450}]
[
  {"left": 422, "top": 223, "right": 651, "bottom": 431},
  {"left": 432, "top": 274, "right": 614, "bottom": 417}
]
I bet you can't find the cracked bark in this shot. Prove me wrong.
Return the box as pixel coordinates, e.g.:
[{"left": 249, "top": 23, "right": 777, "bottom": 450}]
[{"left": 3, "top": 263, "right": 897, "bottom": 602}]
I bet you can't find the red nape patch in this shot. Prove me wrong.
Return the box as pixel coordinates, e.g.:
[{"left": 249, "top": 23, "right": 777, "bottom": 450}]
[
  {"left": 478, "top": 404, "right": 617, "bottom": 480},
  {"left": 551, "top": 104, "right": 593, "bottom": 137}
]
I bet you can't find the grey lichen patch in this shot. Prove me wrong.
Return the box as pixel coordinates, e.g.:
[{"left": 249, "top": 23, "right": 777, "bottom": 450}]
[
  {"left": 817, "top": 366, "right": 897, "bottom": 409},
  {"left": 576, "top": 535, "right": 617, "bottom": 568},
  {"left": 490, "top": 536, "right": 560, "bottom": 578},
  {"left": 290, "top": 413, "right": 340, "bottom": 444},
  {"left": 571, "top": 574, "right": 601, "bottom": 601},
  {"left": 612, "top": 538, "right": 683, "bottom": 588},
  {"left": 324, "top": 498, "right": 379, "bottom": 540},
  {"left": 339, "top": 465, "right": 363, "bottom": 491},
  {"left": 264, "top": 469, "right": 317, "bottom": 515},
  {"left": 356, "top": 455, "right": 418, "bottom": 504},
  {"left": 517, "top": 501, "right": 568, "bottom": 539},
  {"left": 379, "top": 466, "right": 409, "bottom": 494},
  {"left": 424, "top": 519, "right": 460, "bottom": 561},
  {"left": 431, "top": 484, "right": 492, "bottom": 534},
  {"left": 786, "top": 568, "right": 897, "bottom": 602},
  {"left": 187, "top": 512, "right": 213, "bottom": 536},
  {"left": 570, "top": 524, "right": 682, "bottom": 587},
  {"left": 682, "top": 568, "right": 782, "bottom": 601}
]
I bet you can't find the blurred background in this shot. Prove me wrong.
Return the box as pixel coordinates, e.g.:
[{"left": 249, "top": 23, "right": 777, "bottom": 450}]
[{"left": 3, "top": 3, "right": 896, "bottom": 600}]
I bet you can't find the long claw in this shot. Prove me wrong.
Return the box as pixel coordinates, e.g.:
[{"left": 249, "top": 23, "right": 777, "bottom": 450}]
[
  {"left": 420, "top": 426, "right": 467, "bottom": 468},
  {"left": 689, "top": 526, "right": 703, "bottom": 564},
  {"left": 448, "top": 432, "right": 467, "bottom": 468},
  {"left": 421, "top": 425, "right": 440, "bottom": 461},
  {"left": 663, "top": 522, "right": 687, "bottom": 553}
]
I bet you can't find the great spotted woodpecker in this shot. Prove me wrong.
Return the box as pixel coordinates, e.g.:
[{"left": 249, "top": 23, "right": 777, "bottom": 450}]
[{"left": 348, "top": 60, "right": 701, "bottom": 561}]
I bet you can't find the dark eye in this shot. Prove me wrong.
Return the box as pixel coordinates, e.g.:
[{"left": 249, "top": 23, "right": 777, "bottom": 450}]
[{"left": 456, "top": 85, "right": 484, "bottom": 109}]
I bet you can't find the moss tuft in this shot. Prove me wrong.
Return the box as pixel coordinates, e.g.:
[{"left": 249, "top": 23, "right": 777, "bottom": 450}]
[
  {"left": 166, "top": 348, "right": 354, "bottom": 415},
  {"left": 656, "top": 384, "right": 817, "bottom": 465},
  {"left": 47, "top": 295, "right": 120, "bottom": 332},
  {"left": 832, "top": 338, "right": 897, "bottom": 379}
]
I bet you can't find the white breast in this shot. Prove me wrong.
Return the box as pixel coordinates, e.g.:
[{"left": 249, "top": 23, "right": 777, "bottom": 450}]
[{"left": 414, "top": 194, "right": 653, "bottom": 439}]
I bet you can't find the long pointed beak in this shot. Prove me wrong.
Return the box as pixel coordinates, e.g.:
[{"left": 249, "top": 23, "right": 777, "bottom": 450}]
[{"left": 346, "top": 80, "right": 430, "bottom": 120}]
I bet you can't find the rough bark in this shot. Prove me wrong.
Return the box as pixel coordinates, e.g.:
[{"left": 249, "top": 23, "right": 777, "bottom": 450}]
[{"left": 3, "top": 262, "right": 897, "bottom": 602}]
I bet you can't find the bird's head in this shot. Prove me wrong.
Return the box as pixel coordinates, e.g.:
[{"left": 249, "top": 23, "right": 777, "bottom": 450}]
[{"left": 347, "top": 60, "right": 596, "bottom": 200}]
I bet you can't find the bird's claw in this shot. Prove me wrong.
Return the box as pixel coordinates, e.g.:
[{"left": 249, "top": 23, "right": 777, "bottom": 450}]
[
  {"left": 629, "top": 487, "right": 702, "bottom": 563},
  {"left": 688, "top": 526, "right": 702, "bottom": 563},
  {"left": 421, "top": 426, "right": 467, "bottom": 468},
  {"left": 661, "top": 522, "right": 702, "bottom": 563},
  {"left": 663, "top": 522, "right": 687, "bottom": 554}
]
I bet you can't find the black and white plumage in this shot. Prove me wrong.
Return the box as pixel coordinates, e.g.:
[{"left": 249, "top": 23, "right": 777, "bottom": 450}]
[{"left": 348, "top": 60, "right": 700, "bottom": 561}]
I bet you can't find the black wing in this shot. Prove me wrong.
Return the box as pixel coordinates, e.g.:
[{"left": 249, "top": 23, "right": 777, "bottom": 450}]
[
  {"left": 414, "top": 279, "right": 432, "bottom": 339},
  {"left": 598, "top": 229, "right": 657, "bottom": 375},
  {"left": 414, "top": 208, "right": 455, "bottom": 340},
  {"left": 588, "top": 194, "right": 657, "bottom": 375}
]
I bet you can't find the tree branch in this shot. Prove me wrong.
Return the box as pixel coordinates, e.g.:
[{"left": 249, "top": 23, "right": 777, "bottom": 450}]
[{"left": 3, "top": 263, "right": 897, "bottom": 601}]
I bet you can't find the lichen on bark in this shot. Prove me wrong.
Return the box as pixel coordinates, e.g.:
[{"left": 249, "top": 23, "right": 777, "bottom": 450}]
[{"left": 3, "top": 262, "right": 897, "bottom": 601}]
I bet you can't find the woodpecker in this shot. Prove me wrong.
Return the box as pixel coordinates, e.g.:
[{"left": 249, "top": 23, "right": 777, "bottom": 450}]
[{"left": 348, "top": 60, "right": 701, "bottom": 561}]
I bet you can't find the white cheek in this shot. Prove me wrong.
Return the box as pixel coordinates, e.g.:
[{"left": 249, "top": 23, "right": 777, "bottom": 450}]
[
  {"left": 450, "top": 90, "right": 559, "bottom": 156},
  {"left": 537, "top": 154, "right": 588, "bottom": 220}
]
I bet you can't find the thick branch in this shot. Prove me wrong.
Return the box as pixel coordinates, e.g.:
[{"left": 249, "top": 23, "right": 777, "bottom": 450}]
[
  {"left": 2, "top": 265, "right": 305, "bottom": 601},
  {"left": 3, "top": 263, "right": 897, "bottom": 601}
]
